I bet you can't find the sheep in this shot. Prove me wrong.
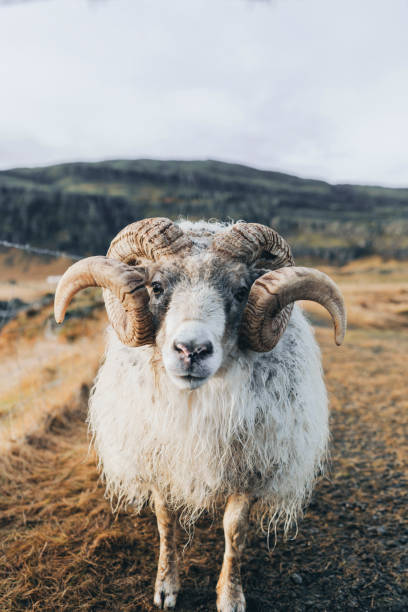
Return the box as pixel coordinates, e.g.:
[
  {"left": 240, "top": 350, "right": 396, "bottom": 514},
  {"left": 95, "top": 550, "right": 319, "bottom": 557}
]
[{"left": 54, "top": 217, "right": 346, "bottom": 611}]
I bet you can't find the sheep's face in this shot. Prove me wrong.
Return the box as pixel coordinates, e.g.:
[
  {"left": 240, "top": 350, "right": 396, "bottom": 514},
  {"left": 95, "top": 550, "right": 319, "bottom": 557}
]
[
  {"left": 55, "top": 219, "right": 346, "bottom": 379},
  {"left": 145, "top": 254, "right": 256, "bottom": 390}
]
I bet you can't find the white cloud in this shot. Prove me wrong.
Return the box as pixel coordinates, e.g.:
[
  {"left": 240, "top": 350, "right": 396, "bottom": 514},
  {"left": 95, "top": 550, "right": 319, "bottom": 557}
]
[{"left": 0, "top": 0, "right": 407, "bottom": 185}]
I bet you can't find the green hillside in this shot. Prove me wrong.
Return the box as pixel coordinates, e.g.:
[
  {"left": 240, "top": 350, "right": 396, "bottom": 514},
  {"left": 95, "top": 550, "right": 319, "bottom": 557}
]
[{"left": 1, "top": 159, "right": 407, "bottom": 263}]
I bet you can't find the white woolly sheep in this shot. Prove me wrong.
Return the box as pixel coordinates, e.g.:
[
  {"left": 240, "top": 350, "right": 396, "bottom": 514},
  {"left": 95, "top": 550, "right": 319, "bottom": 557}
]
[{"left": 54, "top": 217, "right": 346, "bottom": 611}]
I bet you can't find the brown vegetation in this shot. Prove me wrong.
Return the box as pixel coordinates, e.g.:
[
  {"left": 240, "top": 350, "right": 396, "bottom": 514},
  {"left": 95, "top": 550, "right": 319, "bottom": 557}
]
[
  {"left": 0, "top": 286, "right": 106, "bottom": 450},
  {"left": 0, "top": 249, "right": 72, "bottom": 301},
  {"left": 0, "top": 258, "right": 407, "bottom": 611}
]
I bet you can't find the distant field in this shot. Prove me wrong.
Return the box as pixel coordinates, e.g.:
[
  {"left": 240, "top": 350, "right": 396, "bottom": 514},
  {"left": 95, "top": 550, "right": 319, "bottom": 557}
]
[{"left": 0, "top": 256, "right": 407, "bottom": 610}]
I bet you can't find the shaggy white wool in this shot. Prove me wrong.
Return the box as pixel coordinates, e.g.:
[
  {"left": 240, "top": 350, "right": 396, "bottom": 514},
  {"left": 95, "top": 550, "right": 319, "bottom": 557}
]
[{"left": 88, "top": 220, "right": 329, "bottom": 532}]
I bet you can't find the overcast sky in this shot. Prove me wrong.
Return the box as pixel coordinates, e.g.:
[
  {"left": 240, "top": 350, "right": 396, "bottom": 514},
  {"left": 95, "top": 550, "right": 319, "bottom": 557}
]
[{"left": 0, "top": 0, "right": 407, "bottom": 186}]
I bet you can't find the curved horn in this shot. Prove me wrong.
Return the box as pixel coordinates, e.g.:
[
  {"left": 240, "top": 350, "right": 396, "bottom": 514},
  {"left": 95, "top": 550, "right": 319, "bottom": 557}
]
[
  {"left": 108, "top": 217, "right": 193, "bottom": 263},
  {"left": 212, "top": 221, "right": 296, "bottom": 351},
  {"left": 241, "top": 266, "right": 346, "bottom": 352},
  {"left": 54, "top": 218, "right": 192, "bottom": 347},
  {"left": 212, "top": 221, "right": 294, "bottom": 269},
  {"left": 54, "top": 256, "right": 154, "bottom": 346},
  {"left": 104, "top": 218, "right": 193, "bottom": 344}
]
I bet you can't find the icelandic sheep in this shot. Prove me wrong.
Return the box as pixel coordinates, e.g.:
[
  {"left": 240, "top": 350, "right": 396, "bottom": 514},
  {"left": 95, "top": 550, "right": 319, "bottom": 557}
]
[{"left": 54, "top": 217, "right": 346, "bottom": 611}]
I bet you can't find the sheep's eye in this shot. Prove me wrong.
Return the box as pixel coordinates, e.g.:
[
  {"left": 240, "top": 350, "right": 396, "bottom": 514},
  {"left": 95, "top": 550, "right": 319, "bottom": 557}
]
[
  {"left": 152, "top": 281, "right": 164, "bottom": 296},
  {"left": 234, "top": 287, "right": 249, "bottom": 303}
]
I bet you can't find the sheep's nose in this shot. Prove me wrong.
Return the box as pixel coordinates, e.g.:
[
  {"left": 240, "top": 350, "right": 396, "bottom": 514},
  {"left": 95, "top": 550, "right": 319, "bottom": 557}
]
[{"left": 174, "top": 340, "right": 213, "bottom": 363}]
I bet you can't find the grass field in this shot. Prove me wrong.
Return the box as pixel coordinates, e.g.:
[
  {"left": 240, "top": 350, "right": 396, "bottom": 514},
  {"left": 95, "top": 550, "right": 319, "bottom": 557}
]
[{"left": 0, "top": 257, "right": 407, "bottom": 611}]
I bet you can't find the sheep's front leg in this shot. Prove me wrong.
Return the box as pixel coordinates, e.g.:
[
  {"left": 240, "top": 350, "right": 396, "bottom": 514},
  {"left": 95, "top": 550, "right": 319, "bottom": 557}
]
[
  {"left": 216, "top": 493, "right": 251, "bottom": 612},
  {"left": 153, "top": 492, "right": 180, "bottom": 609}
]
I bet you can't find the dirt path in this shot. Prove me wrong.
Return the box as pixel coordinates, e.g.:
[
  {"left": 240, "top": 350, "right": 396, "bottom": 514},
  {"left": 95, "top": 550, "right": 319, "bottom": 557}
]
[{"left": 0, "top": 323, "right": 406, "bottom": 611}]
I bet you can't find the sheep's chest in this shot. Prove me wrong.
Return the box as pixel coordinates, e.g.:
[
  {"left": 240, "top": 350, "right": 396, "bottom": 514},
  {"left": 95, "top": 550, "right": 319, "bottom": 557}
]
[{"left": 88, "top": 308, "right": 328, "bottom": 520}]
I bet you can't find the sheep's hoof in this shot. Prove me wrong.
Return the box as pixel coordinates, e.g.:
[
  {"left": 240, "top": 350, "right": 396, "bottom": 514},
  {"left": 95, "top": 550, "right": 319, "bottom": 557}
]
[
  {"left": 153, "top": 577, "right": 179, "bottom": 609},
  {"left": 216, "top": 583, "right": 246, "bottom": 612}
]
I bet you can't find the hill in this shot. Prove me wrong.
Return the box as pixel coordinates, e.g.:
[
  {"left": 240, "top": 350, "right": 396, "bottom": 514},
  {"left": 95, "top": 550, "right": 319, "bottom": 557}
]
[{"left": 1, "top": 159, "right": 407, "bottom": 263}]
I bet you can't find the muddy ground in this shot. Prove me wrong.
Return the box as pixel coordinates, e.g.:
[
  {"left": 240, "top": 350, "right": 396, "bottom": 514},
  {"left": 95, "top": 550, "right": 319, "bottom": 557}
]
[{"left": 0, "top": 320, "right": 407, "bottom": 611}]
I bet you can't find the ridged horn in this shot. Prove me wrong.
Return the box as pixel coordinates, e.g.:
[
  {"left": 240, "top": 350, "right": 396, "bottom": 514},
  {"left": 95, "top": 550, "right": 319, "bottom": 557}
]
[
  {"left": 54, "top": 256, "right": 154, "bottom": 346},
  {"left": 108, "top": 217, "right": 193, "bottom": 263},
  {"left": 241, "top": 266, "right": 347, "bottom": 352},
  {"left": 103, "top": 218, "right": 193, "bottom": 345},
  {"left": 54, "top": 218, "right": 193, "bottom": 347},
  {"left": 211, "top": 221, "right": 294, "bottom": 269},
  {"left": 212, "top": 221, "right": 295, "bottom": 351}
]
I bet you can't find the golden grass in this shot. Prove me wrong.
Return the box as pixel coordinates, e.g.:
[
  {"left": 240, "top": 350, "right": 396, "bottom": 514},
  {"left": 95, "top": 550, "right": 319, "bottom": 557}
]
[
  {"left": 0, "top": 292, "right": 106, "bottom": 450},
  {"left": 301, "top": 256, "right": 408, "bottom": 331},
  {"left": 0, "top": 249, "right": 73, "bottom": 301}
]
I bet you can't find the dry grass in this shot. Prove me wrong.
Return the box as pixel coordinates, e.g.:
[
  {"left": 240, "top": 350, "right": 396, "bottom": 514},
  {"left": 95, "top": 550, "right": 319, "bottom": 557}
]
[
  {"left": 0, "top": 249, "right": 72, "bottom": 301},
  {"left": 0, "top": 290, "right": 106, "bottom": 449},
  {"left": 301, "top": 256, "right": 408, "bottom": 331},
  {"left": 0, "top": 257, "right": 407, "bottom": 611}
]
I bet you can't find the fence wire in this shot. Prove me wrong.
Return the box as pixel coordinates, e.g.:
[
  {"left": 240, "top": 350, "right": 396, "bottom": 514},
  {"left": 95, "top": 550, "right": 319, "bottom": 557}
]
[{"left": 0, "top": 239, "right": 81, "bottom": 260}]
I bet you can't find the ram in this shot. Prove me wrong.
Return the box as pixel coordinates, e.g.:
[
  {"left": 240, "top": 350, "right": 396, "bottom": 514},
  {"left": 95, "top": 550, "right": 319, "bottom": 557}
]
[{"left": 55, "top": 217, "right": 346, "bottom": 611}]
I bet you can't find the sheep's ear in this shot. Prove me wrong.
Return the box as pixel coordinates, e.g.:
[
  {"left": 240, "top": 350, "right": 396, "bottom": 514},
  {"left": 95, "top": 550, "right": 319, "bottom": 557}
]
[
  {"left": 131, "top": 263, "right": 158, "bottom": 285},
  {"left": 107, "top": 262, "right": 153, "bottom": 285},
  {"left": 118, "top": 256, "right": 143, "bottom": 266},
  {"left": 251, "top": 266, "right": 271, "bottom": 278}
]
